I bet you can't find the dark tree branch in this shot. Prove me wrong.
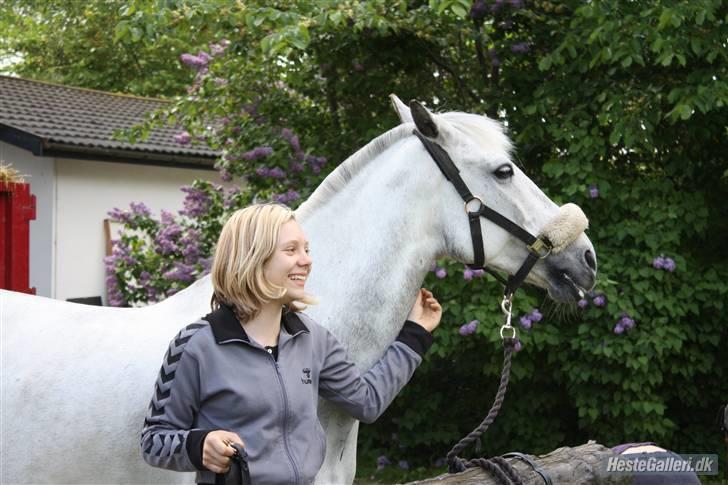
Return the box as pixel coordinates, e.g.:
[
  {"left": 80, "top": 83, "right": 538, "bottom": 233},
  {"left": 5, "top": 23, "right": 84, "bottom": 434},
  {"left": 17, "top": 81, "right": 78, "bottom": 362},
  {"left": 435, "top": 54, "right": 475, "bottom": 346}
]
[{"left": 406, "top": 442, "right": 632, "bottom": 485}]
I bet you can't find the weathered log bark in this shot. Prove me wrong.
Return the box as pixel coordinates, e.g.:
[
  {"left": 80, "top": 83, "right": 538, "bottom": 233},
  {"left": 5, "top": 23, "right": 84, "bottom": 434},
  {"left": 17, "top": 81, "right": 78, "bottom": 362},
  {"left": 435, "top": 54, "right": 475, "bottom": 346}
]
[{"left": 406, "top": 442, "right": 631, "bottom": 485}]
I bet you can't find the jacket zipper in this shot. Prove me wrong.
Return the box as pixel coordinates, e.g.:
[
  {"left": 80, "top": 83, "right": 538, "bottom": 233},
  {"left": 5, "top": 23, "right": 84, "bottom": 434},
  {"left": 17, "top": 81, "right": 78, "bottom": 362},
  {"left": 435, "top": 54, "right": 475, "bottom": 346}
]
[{"left": 270, "top": 355, "right": 301, "bottom": 484}]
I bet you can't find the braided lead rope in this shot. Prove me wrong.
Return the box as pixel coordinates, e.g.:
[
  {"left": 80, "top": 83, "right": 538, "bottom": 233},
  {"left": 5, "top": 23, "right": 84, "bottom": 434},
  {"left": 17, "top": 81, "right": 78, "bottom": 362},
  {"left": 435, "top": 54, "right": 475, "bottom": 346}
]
[{"left": 445, "top": 338, "right": 522, "bottom": 485}]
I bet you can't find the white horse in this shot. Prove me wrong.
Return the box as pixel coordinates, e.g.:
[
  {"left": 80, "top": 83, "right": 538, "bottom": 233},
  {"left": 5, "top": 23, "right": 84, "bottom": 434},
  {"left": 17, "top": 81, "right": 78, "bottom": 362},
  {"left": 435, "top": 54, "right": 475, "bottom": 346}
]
[{"left": 0, "top": 96, "right": 596, "bottom": 484}]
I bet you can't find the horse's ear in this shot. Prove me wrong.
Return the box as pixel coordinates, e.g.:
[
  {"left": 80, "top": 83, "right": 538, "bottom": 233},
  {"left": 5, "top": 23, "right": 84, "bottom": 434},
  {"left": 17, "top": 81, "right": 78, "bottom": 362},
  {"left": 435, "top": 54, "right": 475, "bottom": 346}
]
[
  {"left": 409, "top": 100, "right": 438, "bottom": 139},
  {"left": 389, "top": 94, "right": 413, "bottom": 124}
]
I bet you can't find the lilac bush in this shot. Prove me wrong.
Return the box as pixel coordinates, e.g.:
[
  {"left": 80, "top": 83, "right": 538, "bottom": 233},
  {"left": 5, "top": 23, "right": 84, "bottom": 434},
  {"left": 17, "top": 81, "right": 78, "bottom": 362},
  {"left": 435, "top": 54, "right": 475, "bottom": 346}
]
[{"left": 106, "top": 41, "right": 330, "bottom": 306}]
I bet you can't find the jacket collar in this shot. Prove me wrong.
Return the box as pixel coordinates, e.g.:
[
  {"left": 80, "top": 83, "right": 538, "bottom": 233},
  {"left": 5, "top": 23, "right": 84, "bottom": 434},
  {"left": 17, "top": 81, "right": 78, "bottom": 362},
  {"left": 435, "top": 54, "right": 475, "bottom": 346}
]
[{"left": 204, "top": 303, "right": 309, "bottom": 345}]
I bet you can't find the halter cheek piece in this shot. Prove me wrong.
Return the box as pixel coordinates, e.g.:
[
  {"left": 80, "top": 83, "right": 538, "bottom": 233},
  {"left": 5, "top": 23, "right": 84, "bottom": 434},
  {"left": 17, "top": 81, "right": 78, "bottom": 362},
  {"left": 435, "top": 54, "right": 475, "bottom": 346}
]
[{"left": 413, "top": 130, "right": 552, "bottom": 299}]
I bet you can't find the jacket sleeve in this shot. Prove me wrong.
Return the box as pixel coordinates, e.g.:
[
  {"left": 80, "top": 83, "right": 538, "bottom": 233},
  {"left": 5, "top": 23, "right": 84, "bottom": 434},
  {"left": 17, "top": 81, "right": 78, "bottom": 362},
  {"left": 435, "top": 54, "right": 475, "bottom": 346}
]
[
  {"left": 140, "top": 325, "right": 212, "bottom": 472},
  {"left": 318, "top": 320, "right": 433, "bottom": 424}
]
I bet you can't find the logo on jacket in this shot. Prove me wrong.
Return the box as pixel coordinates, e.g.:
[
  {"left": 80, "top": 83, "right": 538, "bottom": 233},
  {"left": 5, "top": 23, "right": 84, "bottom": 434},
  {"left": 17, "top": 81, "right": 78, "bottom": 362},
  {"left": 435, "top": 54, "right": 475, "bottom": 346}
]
[{"left": 301, "top": 367, "right": 312, "bottom": 384}]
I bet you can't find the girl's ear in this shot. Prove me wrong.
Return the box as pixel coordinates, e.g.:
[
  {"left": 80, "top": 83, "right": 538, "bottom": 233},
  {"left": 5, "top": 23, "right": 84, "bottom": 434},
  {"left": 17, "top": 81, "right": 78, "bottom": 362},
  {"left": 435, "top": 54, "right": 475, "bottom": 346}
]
[{"left": 389, "top": 94, "right": 413, "bottom": 124}]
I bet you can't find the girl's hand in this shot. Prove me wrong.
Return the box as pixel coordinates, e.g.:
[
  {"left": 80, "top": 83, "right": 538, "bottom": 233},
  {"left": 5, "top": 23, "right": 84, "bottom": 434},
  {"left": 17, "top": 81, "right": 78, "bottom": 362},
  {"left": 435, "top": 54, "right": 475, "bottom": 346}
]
[
  {"left": 203, "top": 430, "right": 244, "bottom": 474},
  {"left": 406, "top": 288, "right": 442, "bottom": 333}
]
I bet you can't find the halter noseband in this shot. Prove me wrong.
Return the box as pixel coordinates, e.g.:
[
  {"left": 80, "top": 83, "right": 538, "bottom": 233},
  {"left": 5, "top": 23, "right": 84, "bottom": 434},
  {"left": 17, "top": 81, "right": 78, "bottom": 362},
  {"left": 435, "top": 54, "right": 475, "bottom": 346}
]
[{"left": 413, "top": 129, "right": 552, "bottom": 299}]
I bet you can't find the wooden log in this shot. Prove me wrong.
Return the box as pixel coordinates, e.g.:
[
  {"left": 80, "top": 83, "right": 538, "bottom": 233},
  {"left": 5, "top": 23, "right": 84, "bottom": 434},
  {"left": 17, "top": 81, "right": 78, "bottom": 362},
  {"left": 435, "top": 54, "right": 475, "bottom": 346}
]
[{"left": 405, "top": 441, "right": 631, "bottom": 485}]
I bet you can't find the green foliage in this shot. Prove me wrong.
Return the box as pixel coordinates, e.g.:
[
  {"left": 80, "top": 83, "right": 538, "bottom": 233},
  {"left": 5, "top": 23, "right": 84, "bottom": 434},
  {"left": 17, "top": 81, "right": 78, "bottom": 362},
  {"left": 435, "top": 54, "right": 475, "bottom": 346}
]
[{"left": 5, "top": 0, "right": 727, "bottom": 481}]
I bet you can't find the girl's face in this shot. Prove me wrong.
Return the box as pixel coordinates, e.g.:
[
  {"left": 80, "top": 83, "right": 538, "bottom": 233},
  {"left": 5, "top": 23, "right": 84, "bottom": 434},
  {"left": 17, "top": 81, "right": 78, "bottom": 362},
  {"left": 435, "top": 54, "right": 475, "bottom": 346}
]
[{"left": 265, "top": 219, "right": 312, "bottom": 304}]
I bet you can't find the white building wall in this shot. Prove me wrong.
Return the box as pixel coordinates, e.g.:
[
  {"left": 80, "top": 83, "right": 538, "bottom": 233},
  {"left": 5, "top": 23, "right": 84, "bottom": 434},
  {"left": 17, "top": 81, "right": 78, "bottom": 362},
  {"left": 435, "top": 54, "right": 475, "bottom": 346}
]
[
  {"left": 0, "top": 141, "right": 55, "bottom": 298},
  {"left": 54, "top": 157, "right": 227, "bottom": 304}
]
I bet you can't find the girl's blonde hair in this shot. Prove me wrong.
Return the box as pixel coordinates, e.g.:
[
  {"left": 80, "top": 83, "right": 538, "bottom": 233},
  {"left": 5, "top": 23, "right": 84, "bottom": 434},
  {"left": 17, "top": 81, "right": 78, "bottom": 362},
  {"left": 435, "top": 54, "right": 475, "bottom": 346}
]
[{"left": 210, "top": 203, "right": 317, "bottom": 322}]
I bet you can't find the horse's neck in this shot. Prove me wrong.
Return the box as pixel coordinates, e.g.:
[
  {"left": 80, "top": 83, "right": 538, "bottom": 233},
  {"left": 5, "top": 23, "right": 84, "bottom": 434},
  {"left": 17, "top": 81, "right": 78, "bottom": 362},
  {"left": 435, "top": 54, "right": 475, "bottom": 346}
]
[{"left": 299, "top": 140, "right": 443, "bottom": 367}]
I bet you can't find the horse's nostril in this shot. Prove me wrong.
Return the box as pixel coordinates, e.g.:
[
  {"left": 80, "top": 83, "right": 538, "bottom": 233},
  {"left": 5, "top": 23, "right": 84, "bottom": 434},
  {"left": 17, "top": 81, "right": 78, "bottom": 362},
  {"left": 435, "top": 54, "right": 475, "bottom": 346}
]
[{"left": 584, "top": 249, "right": 597, "bottom": 271}]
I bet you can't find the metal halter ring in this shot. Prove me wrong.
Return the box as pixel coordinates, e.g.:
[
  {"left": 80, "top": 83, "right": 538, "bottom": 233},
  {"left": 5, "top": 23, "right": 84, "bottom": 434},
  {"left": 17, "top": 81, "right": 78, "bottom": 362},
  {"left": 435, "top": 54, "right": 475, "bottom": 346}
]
[
  {"left": 527, "top": 238, "right": 552, "bottom": 259},
  {"left": 500, "top": 325, "right": 516, "bottom": 339},
  {"left": 463, "top": 196, "right": 484, "bottom": 215}
]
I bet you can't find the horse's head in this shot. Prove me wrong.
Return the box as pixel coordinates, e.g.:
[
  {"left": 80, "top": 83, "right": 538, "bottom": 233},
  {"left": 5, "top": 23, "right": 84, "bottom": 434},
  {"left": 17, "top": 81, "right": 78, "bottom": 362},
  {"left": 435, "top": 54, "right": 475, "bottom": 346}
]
[{"left": 391, "top": 95, "right": 596, "bottom": 302}]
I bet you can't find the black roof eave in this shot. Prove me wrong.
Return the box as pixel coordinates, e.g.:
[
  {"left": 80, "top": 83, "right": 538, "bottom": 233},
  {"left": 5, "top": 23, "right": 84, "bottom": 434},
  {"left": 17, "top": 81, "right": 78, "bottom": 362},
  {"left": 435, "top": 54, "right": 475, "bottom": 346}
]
[{"left": 0, "top": 123, "right": 219, "bottom": 171}]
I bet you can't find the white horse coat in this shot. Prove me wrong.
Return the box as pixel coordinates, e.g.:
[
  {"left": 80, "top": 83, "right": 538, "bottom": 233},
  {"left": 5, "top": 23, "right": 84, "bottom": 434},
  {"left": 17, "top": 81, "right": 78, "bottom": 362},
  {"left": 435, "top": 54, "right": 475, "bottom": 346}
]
[{"left": 1, "top": 98, "right": 596, "bottom": 484}]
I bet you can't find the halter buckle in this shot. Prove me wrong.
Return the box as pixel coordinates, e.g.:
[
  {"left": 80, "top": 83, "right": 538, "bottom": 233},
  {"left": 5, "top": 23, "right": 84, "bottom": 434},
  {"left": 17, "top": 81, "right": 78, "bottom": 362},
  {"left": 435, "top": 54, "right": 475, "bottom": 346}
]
[
  {"left": 527, "top": 238, "right": 552, "bottom": 259},
  {"left": 463, "top": 196, "right": 484, "bottom": 215}
]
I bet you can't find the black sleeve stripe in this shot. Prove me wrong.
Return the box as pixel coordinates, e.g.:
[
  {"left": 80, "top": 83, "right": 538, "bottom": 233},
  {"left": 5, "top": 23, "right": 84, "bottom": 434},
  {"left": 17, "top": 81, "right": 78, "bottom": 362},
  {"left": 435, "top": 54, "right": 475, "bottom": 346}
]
[{"left": 148, "top": 322, "right": 207, "bottom": 419}]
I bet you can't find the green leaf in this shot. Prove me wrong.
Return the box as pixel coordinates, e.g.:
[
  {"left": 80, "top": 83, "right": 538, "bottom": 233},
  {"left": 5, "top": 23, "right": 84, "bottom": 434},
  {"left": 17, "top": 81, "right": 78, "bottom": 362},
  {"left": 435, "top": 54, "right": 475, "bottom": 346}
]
[
  {"left": 658, "top": 9, "right": 673, "bottom": 30},
  {"left": 538, "top": 57, "right": 552, "bottom": 71},
  {"left": 450, "top": 4, "right": 467, "bottom": 18}
]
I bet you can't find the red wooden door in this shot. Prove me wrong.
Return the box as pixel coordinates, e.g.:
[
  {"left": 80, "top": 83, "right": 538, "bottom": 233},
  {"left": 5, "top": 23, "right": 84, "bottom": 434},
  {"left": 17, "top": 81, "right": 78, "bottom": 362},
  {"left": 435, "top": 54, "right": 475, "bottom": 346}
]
[{"left": 0, "top": 181, "right": 36, "bottom": 294}]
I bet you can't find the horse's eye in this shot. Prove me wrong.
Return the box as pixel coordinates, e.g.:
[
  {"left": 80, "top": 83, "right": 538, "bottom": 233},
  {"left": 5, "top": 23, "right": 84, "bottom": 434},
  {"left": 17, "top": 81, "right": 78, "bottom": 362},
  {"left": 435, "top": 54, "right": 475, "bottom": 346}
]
[{"left": 493, "top": 164, "right": 514, "bottom": 180}]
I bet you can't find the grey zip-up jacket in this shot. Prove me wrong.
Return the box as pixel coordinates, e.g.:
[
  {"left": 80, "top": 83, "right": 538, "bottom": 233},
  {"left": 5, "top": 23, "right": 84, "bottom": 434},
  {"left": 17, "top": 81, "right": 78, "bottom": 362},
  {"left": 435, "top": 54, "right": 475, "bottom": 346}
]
[{"left": 140, "top": 303, "right": 433, "bottom": 484}]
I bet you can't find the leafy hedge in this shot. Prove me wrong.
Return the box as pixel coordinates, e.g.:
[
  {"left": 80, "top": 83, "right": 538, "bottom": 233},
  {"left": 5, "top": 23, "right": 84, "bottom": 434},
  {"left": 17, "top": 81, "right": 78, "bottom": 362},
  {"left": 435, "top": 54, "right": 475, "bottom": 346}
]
[{"left": 7, "top": 0, "right": 725, "bottom": 481}]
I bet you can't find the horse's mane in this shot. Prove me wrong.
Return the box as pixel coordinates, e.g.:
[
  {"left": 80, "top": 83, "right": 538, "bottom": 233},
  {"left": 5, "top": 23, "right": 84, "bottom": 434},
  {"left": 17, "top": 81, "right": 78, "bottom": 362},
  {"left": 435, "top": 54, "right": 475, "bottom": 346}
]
[{"left": 296, "top": 111, "right": 511, "bottom": 220}]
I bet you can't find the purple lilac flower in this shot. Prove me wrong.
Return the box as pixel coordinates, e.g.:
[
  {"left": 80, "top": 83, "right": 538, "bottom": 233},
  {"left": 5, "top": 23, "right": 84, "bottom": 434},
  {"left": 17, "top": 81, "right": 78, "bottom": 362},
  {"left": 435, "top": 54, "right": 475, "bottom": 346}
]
[
  {"left": 519, "top": 316, "right": 532, "bottom": 330},
  {"left": 107, "top": 207, "right": 132, "bottom": 224},
  {"left": 180, "top": 229, "right": 201, "bottom": 263},
  {"left": 459, "top": 320, "right": 478, "bottom": 336},
  {"left": 508, "top": 0, "right": 524, "bottom": 8},
  {"left": 435, "top": 267, "right": 447, "bottom": 279},
  {"left": 619, "top": 315, "right": 636, "bottom": 329},
  {"left": 514, "top": 338, "right": 522, "bottom": 352},
  {"left": 155, "top": 211, "right": 183, "bottom": 255},
  {"left": 209, "top": 41, "right": 228, "bottom": 56},
  {"left": 273, "top": 190, "right": 301, "bottom": 204},
  {"left": 652, "top": 256, "right": 665, "bottom": 269},
  {"left": 288, "top": 135, "right": 301, "bottom": 152},
  {"left": 130, "top": 201, "right": 151, "bottom": 217},
  {"left": 268, "top": 167, "right": 286, "bottom": 179},
  {"left": 589, "top": 185, "right": 599, "bottom": 198},
  {"left": 663, "top": 257, "right": 676, "bottom": 272},
  {"left": 578, "top": 298, "right": 589, "bottom": 309},
  {"left": 530, "top": 309, "right": 543, "bottom": 322},
  {"left": 179, "top": 53, "right": 211, "bottom": 69},
  {"left": 430, "top": 262, "right": 437, "bottom": 271},
  {"left": 291, "top": 162, "right": 305, "bottom": 173},
  {"left": 180, "top": 186, "right": 211, "bottom": 217},
  {"left": 166, "top": 287, "right": 180, "bottom": 297},
  {"left": 470, "top": 0, "right": 487, "bottom": 20},
  {"left": 111, "top": 239, "right": 136, "bottom": 265},
  {"left": 376, "top": 455, "right": 391, "bottom": 470},
  {"left": 197, "top": 51, "right": 213, "bottom": 65},
  {"left": 224, "top": 187, "right": 240, "bottom": 209},
  {"left": 614, "top": 323, "right": 624, "bottom": 335},
  {"left": 219, "top": 168, "right": 232, "bottom": 182},
  {"left": 163, "top": 262, "right": 196, "bottom": 282},
  {"left": 490, "top": 0, "right": 504, "bottom": 13},
  {"left": 174, "top": 131, "right": 191, "bottom": 145},
  {"left": 398, "top": 460, "right": 410, "bottom": 470},
  {"left": 592, "top": 294, "right": 606, "bottom": 307},
  {"left": 511, "top": 42, "right": 530, "bottom": 54},
  {"left": 472, "top": 269, "right": 486, "bottom": 278},
  {"left": 463, "top": 268, "right": 474, "bottom": 281},
  {"left": 199, "top": 256, "right": 213, "bottom": 275},
  {"left": 104, "top": 256, "right": 126, "bottom": 307}
]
